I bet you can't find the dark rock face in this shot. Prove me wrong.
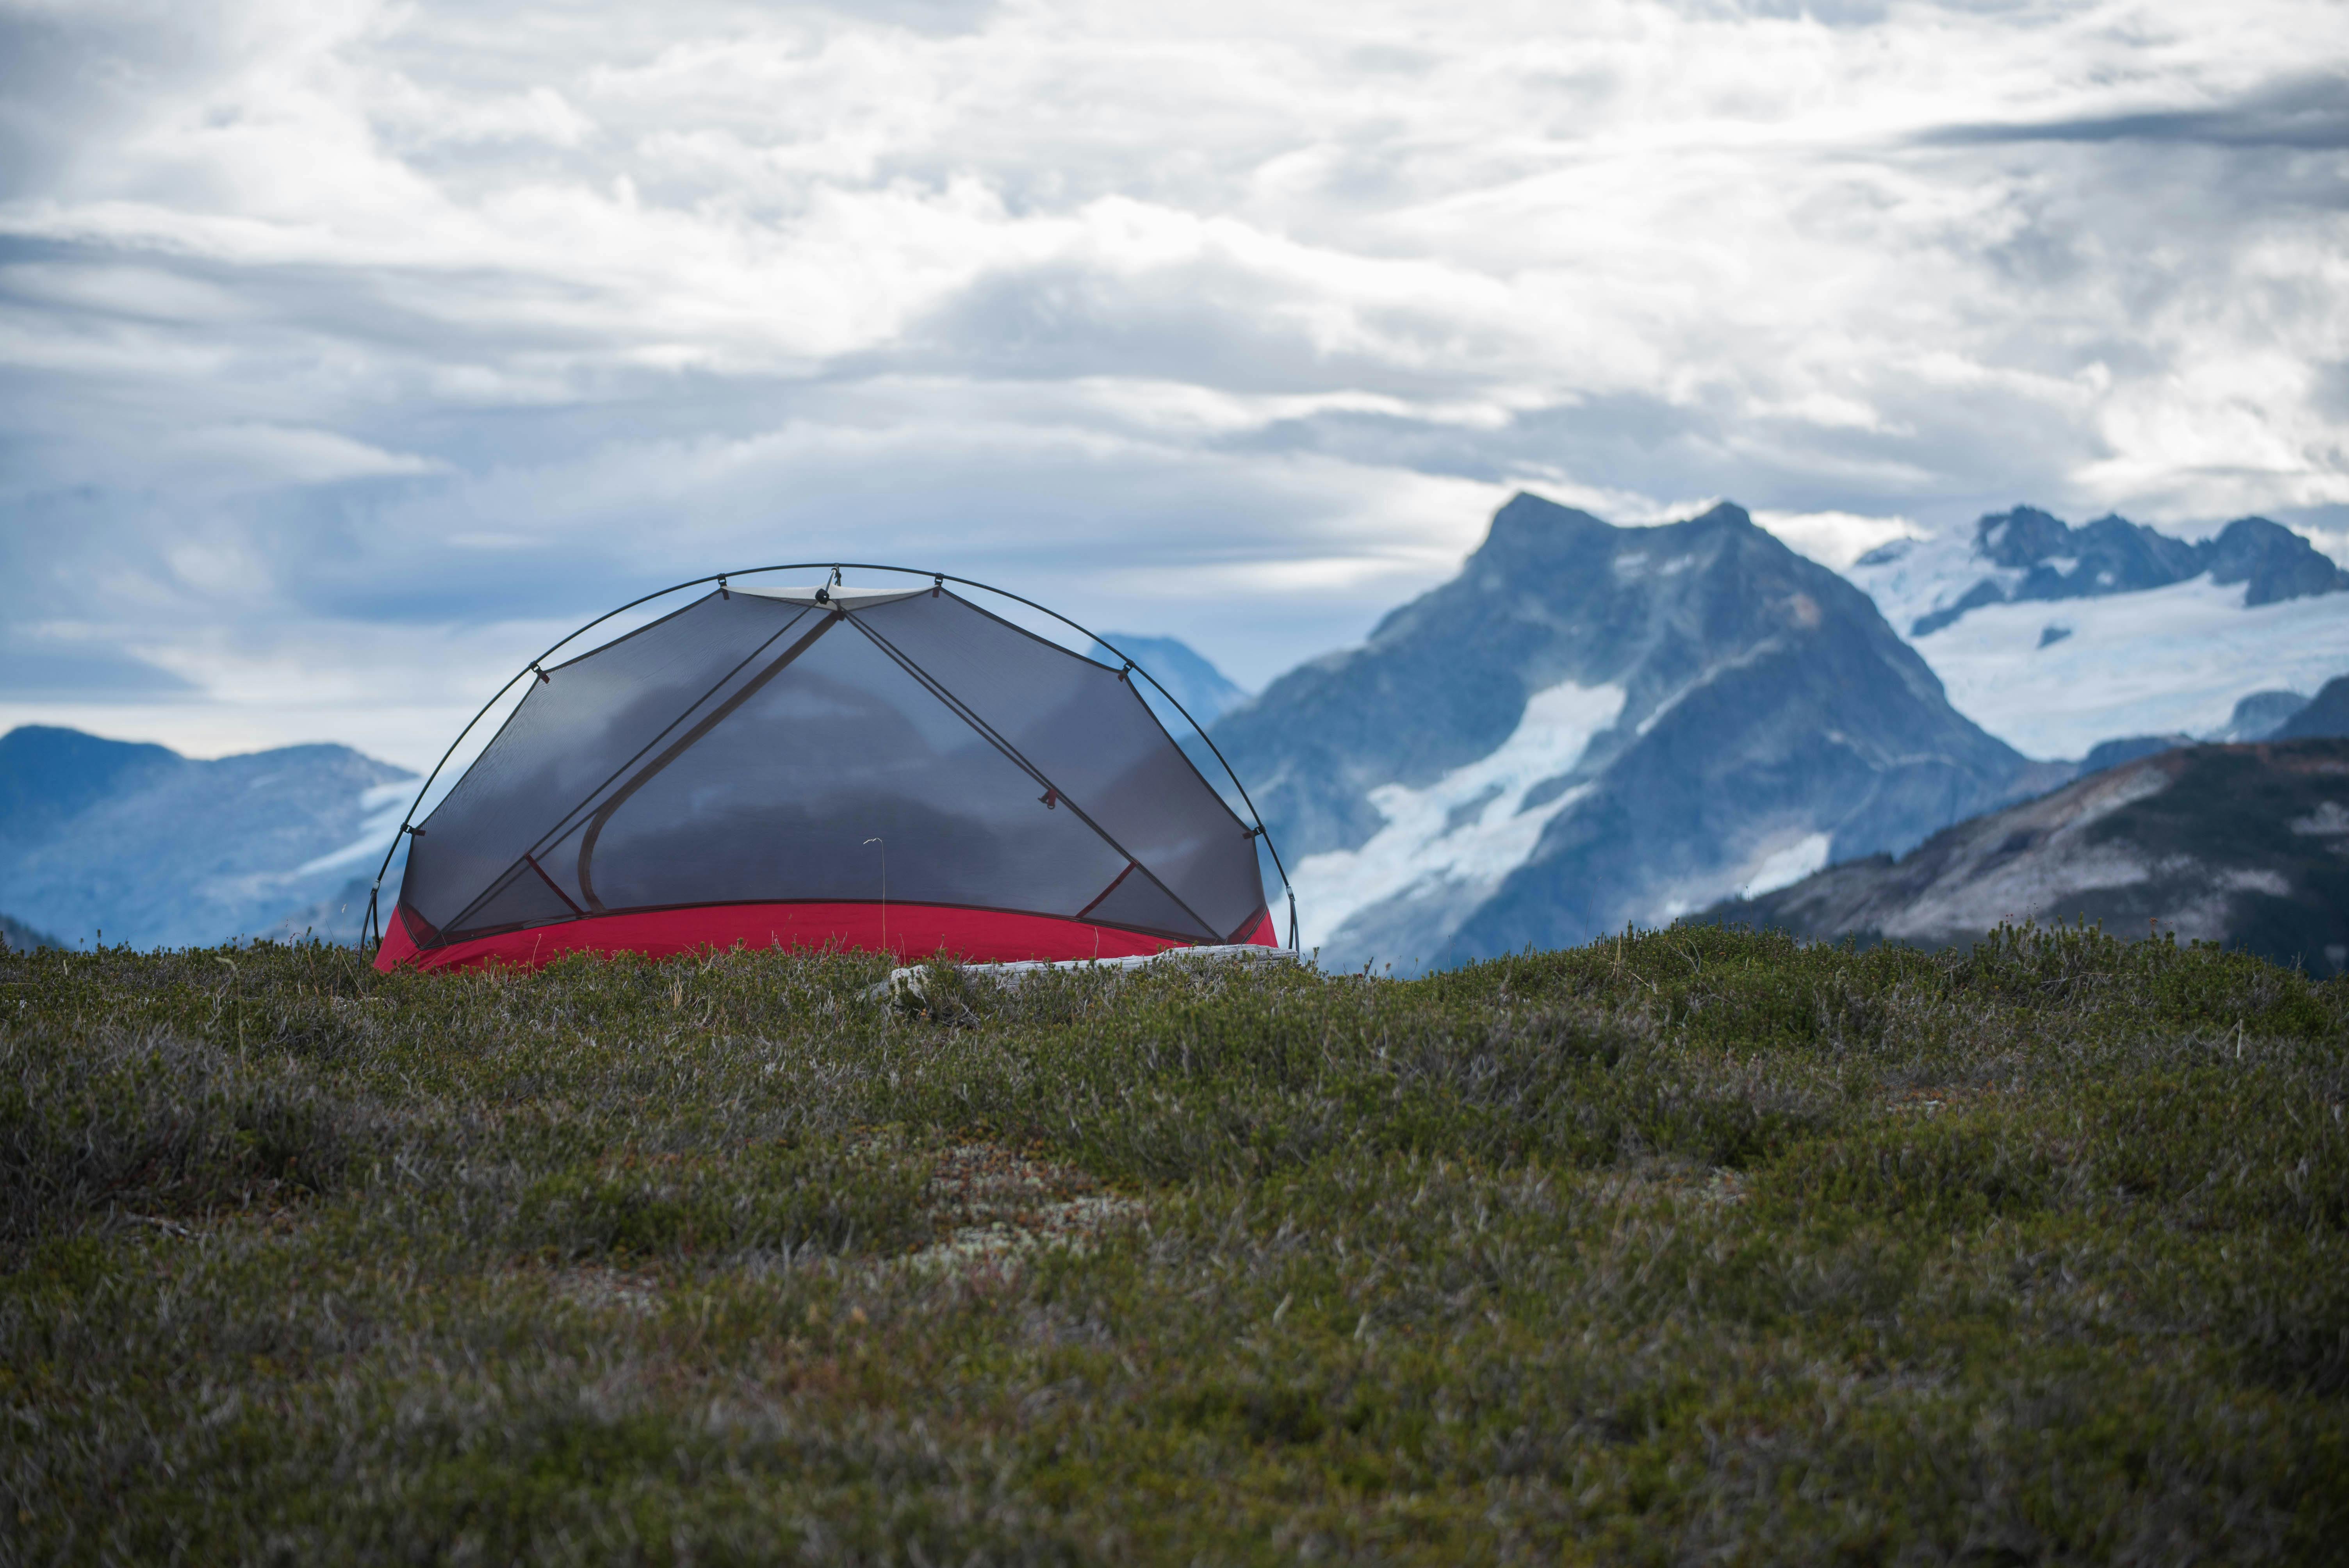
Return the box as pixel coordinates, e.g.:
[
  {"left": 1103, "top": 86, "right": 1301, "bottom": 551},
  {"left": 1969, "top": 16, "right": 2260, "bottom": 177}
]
[
  {"left": 1909, "top": 508, "right": 2347, "bottom": 635},
  {"left": 2274, "top": 676, "right": 2349, "bottom": 741},
  {"left": 1212, "top": 493, "right": 2038, "bottom": 970},
  {"left": 1703, "top": 740, "right": 2349, "bottom": 978},
  {"left": 2206, "top": 518, "right": 2349, "bottom": 606},
  {"left": 0, "top": 727, "right": 412, "bottom": 949}
]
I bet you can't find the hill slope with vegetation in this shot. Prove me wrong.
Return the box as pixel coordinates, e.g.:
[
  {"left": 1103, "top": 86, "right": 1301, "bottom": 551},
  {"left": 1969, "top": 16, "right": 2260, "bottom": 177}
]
[
  {"left": 1703, "top": 739, "right": 2349, "bottom": 977},
  {"left": 4, "top": 927, "right": 2345, "bottom": 1561}
]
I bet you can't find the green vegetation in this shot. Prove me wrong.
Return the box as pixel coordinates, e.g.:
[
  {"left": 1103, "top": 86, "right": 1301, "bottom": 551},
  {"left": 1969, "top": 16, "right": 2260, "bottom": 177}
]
[{"left": 5, "top": 925, "right": 2345, "bottom": 1563}]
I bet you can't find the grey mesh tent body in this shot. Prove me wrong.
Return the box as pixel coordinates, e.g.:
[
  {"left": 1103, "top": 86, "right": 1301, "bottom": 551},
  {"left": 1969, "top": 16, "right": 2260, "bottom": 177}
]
[{"left": 371, "top": 571, "right": 1291, "bottom": 973}]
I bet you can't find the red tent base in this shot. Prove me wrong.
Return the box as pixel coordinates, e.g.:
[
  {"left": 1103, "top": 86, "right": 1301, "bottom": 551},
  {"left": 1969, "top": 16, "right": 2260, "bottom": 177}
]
[{"left": 375, "top": 900, "right": 1278, "bottom": 973}]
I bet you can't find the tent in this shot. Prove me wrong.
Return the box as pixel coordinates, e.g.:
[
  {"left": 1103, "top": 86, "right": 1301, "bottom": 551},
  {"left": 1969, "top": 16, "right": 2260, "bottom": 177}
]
[{"left": 369, "top": 569, "right": 1292, "bottom": 972}]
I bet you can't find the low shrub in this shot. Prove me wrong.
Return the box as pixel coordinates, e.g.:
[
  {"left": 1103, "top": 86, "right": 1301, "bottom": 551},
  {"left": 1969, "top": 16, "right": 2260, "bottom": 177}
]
[{"left": 2, "top": 923, "right": 2344, "bottom": 1563}]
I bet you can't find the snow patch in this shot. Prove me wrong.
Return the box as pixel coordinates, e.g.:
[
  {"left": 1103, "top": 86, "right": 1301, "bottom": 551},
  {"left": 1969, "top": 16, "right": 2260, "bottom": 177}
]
[
  {"left": 1653, "top": 830, "right": 1834, "bottom": 922},
  {"left": 1294, "top": 681, "right": 1626, "bottom": 952},
  {"left": 1743, "top": 832, "right": 1833, "bottom": 898}
]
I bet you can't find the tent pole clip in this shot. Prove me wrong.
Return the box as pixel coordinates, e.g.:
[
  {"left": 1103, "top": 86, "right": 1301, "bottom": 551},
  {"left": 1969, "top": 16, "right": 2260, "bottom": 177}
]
[
  {"left": 932, "top": 574, "right": 943, "bottom": 597},
  {"left": 403, "top": 825, "right": 427, "bottom": 838},
  {"left": 530, "top": 663, "right": 551, "bottom": 684},
  {"left": 1039, "top": 788, "right": 1058, "bottom": 809},
  {"left": 718, "top": 575, "right": 729, "bottom": 600}
]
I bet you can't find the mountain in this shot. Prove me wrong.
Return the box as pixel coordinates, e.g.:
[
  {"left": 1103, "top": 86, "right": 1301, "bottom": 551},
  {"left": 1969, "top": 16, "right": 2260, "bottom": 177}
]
[
  {"left": 1843, "top": 509, "right": 2349, "bottom": 759},
  {"left": 0, "top": 911, "right": 64, "bottom": 951},
  {"left": 1209, "top": 494, "right": 2051, "bottom": 973},
  {"left": 2075, "top": 683, "right": 2331, "bottom": 775},
  {"left": 0, "top": 726, "right": 413, "bottom": 949},
  {"left": 2218, "top": 690, "right": 2312, "bottom": 742},
  {"left": 1088, "top": 633, "right": 1249, "bottom": 734},
  {"left": 0, "top": 725, "right": 182, "bottom": 839},
  {"left": 1703, "top": 740, "right": 2349, "bottom": 978},
  {"left": 2274, "top": 675, "right": 2349, "bottom": 741}
]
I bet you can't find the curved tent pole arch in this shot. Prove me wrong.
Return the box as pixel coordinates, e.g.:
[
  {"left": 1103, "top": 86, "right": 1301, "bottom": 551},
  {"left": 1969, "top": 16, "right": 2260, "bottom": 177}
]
[{"left": 362, "top": 563, "right": 1299, "bottom": 953}]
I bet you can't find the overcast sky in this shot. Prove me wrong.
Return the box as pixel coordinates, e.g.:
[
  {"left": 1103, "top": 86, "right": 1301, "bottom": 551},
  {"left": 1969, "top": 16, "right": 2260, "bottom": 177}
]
[{"left": 3, "top": 0, "right": 2344, "bottom": 769}]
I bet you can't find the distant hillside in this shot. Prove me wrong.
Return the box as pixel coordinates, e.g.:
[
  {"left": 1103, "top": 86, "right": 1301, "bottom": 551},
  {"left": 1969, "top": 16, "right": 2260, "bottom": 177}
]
[
  {"left": 0, "top": 726, "right": 413, "bottom": 949},
  {"left": 0, "top": 726, "right": 185, "bottom": 839},
  {"left": 1088, "top": 633, "right": 1249, "bottom": 734},
  {"left": 1210, "top": 494, "right": 2050, "bottom": 973},
  {"left": 2218, "top": 690, "right": 2313, "bottom": 742},
  {"left": 0, "top": 912, "right": 64, "bottom": 951},
  {"left": 1704, "top": 739, "right": 2349, "bottom": 976},
  {"left": 2065, "top": 683, "right": 2331, "bottom": 780}
]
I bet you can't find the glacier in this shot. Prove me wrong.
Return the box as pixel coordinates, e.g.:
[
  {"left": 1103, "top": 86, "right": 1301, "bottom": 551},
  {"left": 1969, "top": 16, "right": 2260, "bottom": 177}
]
[{"left": 1898, "top": 577, "right": 2349, "bottom": 760}]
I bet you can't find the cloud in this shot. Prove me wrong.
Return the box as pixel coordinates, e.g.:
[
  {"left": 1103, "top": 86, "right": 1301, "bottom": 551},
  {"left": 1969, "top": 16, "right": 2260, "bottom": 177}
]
[
  {"left": 166, "top": 423, "right": 444, "bottom": 485},
  {"left": 1752, "top": 509, "right": 1927, "bottom": 569},
  {"left": 0, "top": 0, "right": 2343, "bottom": 764}
]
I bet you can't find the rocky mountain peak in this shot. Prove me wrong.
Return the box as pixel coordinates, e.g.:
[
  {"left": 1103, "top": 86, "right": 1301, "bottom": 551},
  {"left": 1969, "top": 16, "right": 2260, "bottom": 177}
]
[
  {"left": 1468, "top": 491, "right": 1616, "bottom": 564},
  {"left": 1976, "top": 506, "right": 2073, "bottom": 568},
  {"left": 2205, "top": 516, "right": 2349, "bottom": 605},
  {"left": 1211, "top": 494, "right": 2036, "bottom": 972}
]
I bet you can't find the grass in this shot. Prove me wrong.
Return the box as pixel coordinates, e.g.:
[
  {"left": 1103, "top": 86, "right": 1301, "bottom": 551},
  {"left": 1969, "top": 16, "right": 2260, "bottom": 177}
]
[{"left": 3, "top": 923, "right": 2345, "bottom": 1563}]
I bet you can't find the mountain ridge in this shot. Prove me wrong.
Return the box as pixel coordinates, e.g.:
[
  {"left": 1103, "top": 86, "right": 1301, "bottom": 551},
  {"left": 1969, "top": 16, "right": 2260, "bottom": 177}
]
[
  {"left": 1844, "top": 506, "right": 2349, "bottom": 761},
  {"left": 1865, "top": 506, "right": 2347, "bottom": 639}
]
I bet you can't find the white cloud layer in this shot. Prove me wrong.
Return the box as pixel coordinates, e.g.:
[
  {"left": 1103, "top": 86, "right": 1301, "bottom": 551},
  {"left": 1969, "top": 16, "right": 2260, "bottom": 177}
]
[{"left": 2, "top": 0, "right": 2345, "bottom": 765}]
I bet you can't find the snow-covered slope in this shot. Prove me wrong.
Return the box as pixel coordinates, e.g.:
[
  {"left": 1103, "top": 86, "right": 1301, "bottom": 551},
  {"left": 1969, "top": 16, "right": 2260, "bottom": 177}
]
[
  {"left": 0, "top": 725, "right": 414, "bottom": 948},
  {"left": 1292, "top": 681, "right": 1626, "bottom": 953},
  {"left": 1845, "top": 508, "right": 2349, "bottom": 759},
  {"left": 1899, "top": 577, "right": 2349, "bottom": 760},
  {"left": 1211, "top": 494, "right": 2042, "bottom": 973}
]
